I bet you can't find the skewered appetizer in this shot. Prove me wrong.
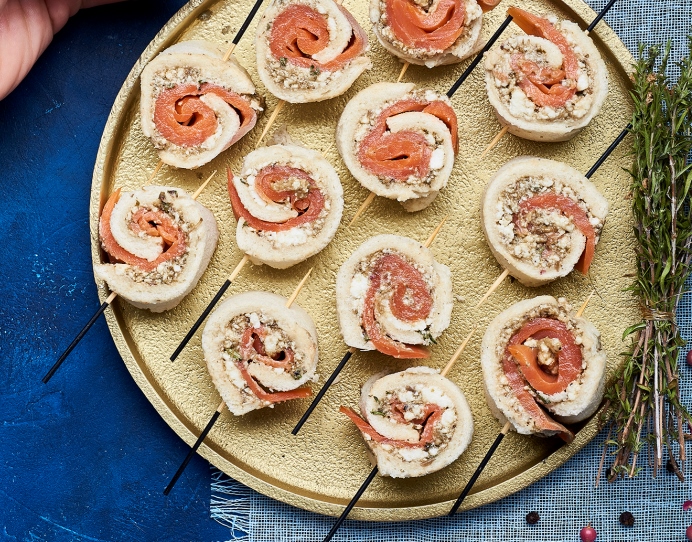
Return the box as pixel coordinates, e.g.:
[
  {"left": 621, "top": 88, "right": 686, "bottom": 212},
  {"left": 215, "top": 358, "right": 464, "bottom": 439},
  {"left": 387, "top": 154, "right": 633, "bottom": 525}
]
[
  {"left": 227, "top": 135, "right": 344, "bottom": 269},
  {"left": 255, "top": 0, "right": 371, "bottom": 103},
  {"left": 370, "top": 0, "right": 502, "bottom": 68},
  {"left": 95, "top": 185, "right": 219, "bottom": 312},
  {"left": 484, "top": 7, "right": 608, "bottom": 142},
  {"left": 481, "top": 296, "right": 606, "bottom": 442},
  {"left": 340, "top": 367, "right": 474, "bottom": 477},
  {"left": 336, "top": 234, "right": 453, "bottom": 358},
  {"left": 202, "top": 291, "right": 318, "bottom": 415},
  {"left": 481, "top": 156, "right": 608, "bottom": 287},
  {"left": 337, "top": 82, "right": 458, "bottom": 212},
  {"left": 140, "top": 40, "right": 262, "bottom": 169}
]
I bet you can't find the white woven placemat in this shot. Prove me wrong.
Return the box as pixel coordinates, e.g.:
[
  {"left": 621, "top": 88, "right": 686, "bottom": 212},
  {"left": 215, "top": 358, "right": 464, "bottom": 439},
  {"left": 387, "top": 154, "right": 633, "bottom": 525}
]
[{"left": 210, "top": 2, "right": 692, "bottom": 540}]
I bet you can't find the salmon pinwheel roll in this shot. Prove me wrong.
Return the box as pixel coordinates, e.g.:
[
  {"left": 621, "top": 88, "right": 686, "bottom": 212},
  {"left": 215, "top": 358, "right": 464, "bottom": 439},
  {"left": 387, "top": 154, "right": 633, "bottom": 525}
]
[
  {"left": 227, "top": 138, "right": 344, "bottom": 269},
  {"left": 202, "top": 291, "right": 318, "bottom": 415},
  {"left": 481, "top": 157, "right": 608, "bottom": 287},
  {"left": 337, "top": 82, "right": 458, "bottom": 212},
  {"left": 94, "top": 186, "right": 219, "bottom": 312},
  {"left": 336, "top": 234, "right": 453, "bottom": 359},
  {"left": 340, "top": 367, "right": 473, "bottom": 478},
  {"left": 370, "top": 0, "right": 501, "bottom": 68},
  {"left": 484, "top": 7, "right": 608, "bottom": 142},
  {"left": 140, "top": 40, "right": 263, "bottom": 169},
  {"left": 481, "top": 296, "right": 606, "bottom": 442},
  {"left": 255, "top": 0, "right": 371, "bottom": 103}
]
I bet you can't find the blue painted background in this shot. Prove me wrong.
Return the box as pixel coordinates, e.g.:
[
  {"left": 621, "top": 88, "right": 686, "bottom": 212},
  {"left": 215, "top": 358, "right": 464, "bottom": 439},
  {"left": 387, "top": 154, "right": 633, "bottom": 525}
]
[{"left": 0, "top": 1, "right": 231, "bottom": 540}]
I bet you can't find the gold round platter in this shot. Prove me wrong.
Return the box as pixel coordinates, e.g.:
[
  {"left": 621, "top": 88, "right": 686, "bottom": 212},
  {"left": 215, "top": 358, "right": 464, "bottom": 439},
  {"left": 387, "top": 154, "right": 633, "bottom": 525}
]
[{"left": 90, "top": 0, "right": 637, "bottom": 521}]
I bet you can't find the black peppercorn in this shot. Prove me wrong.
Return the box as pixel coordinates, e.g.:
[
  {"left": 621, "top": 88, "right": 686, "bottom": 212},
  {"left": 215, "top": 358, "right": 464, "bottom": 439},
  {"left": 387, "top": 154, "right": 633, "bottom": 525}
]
[
  {"left": 619, "top": 511, "right": 635, "bottom": 527},
  {"left": 526, "top": 511, "right": 540, "bottom": 524}
]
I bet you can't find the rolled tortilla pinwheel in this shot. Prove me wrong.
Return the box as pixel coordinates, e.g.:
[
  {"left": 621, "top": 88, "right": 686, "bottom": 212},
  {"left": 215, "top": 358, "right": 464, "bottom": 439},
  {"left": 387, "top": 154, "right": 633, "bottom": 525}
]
[
  {"left": 340, "top": 367, "right": 474, "bottom": 478},
  {"left": 370, "top": 0, "right": 501, "bottom": 68},
  {"left": 481, "top": 156, "right": 608, "bottom": 287},
  {"left": 255, "top": 0, "right": 371, "bottom": 103},
  {"left": 336, "top": 82, "right": 458, "bottom": 212},
  {"left": 336, "top": 234, "right": 453, "bottom": 359},
  {"left": 94, "top": 185, "right": 219, "bottom": 313},
  {"left": 484, "top": 7, "right": 608, "bottom": 142},
  {"left": 140, "top": 40, "right": 263, "bottom": 169},
  {"left": 227, "top": 137, "right": 344, "bottom": 269},
  {"left": 202, "top": 291, "right": 318, "bottom": 415},
  {"left": 481, "top": 295, "right": 606, "bottom": 442}
]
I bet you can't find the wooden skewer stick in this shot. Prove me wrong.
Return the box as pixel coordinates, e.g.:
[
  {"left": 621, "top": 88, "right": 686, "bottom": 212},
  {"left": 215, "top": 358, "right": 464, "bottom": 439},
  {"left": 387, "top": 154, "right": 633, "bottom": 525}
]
[
  {"left": 475, "top": 269, "right": 509, "bottom": 309},
  {"left": 479, "top": 0, "right": 622, "bottom": 155},
  {"left": 44, "top": 171, "right": 219, "bottom": 383},
  {"left": 480, "top": 125, "right": 509, "bottom": 158},
  {"left": 255, "top": 99, "right": 286, "bottom": 149},
  {"left": 449, "top": 289, "right": 595, "bottom": 513},
  {"left": 440, "top": 327, "right": 477, "bottom": 378},
  {"left": 397, "top": 62, "right": 410, "bottom": 83},
  {"left": 576, "top": 290, "right": 594, "bottom": 318},
  {"left": 292, "top": 216, "right": 448, "bottom": 435},
  {"left": 148, "top": 160, "right": 164, "bottom": 182},
  {"left": 164, "top": 269, "right": 312, "bottom": 495},
  {"left": 348, "top": 192, "right": 377, "bottom": 227},
  {"left": 170, "top": 254, "right": 250, "bottom": 361}
]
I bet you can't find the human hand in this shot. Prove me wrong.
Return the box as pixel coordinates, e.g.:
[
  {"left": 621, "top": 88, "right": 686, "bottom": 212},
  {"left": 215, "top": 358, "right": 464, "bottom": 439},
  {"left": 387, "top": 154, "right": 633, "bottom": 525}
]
[{"left": 0, "top": 0, "right": 124, "bottom": 100}]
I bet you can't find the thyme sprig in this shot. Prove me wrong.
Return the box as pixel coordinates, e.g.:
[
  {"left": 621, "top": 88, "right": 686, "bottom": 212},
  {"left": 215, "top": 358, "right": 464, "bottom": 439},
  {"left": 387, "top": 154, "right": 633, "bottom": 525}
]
[{"left": 601, "top": 40, "right": 692, "bottom": 482}]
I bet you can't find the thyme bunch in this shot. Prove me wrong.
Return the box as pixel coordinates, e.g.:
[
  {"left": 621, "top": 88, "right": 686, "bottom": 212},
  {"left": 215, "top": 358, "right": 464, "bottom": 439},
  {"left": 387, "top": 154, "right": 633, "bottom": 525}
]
[{"left": 601, "top": 40, "right": 692, "bottom": 482}]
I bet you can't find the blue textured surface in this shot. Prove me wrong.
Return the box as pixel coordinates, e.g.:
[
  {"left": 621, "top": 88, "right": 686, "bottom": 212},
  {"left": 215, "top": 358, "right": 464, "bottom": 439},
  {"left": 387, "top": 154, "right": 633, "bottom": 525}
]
[{"left": 0, "top": 2, "right": 230, "bottom": 540}]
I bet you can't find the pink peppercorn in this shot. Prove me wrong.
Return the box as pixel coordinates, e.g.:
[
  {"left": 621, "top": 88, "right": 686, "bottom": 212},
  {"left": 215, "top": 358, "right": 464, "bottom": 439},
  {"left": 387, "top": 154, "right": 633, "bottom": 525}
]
[
  {"left": 580, "top": 525, "right": 597, "bottom": 542},
  {"left": 684, "top": 501, "right": 692, "bottom": 511},
  {"left": 686, "top": 350, "right": 692, "bottom": 367},
  {"left": 686, "top": 525, "right": 692, "bottom": 540}
]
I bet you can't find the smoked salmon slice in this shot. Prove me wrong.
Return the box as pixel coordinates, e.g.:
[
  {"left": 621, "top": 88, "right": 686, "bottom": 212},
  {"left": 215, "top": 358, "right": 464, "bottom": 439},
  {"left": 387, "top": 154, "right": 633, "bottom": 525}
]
[
  {"left": 227, "top": 167, "right": 325, "bottom": 232},
  {"left": 235, "top": 359, "right": 312, "bottom": 402},
  {"left": 154, "top": 83, "right": 257, "bottom": 148},
  {"left": 240, "top": 326, "right": 295, "bottom": 370},
  {"left": 506, "top": 317, "right": 582, "bottom": 395},
  {"left": 340, "top": 405, "right": 444, "bottom": 448},
  {"left": 386, "top": 0, "right": 466, "bottom": 52},
  {"left": 506, "top": 6, "right": 579, "bottom": 108},
  {"left": 358, "top": 99, "right": 458, "bottom": 181},
  {"left": 361, "top": 253, "right": 433, "bottom": 359},
  {"left": 502, "top": 316, "right": 582, "bottom": 442},
  {"left": 269, "top": 4, "right": 367, "bottom": 71},
  {"left": 518, "top": 193, "right": 597, "bottom": 274},
  {"left": 100, "top": 188, "right": 186, "bottom": 273}
]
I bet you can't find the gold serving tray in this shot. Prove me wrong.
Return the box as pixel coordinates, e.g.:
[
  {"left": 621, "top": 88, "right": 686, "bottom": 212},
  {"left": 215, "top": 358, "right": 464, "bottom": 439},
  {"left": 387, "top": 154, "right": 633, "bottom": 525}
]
[{"left": 90, "top": 0, "right": 637, "bottom": 521}]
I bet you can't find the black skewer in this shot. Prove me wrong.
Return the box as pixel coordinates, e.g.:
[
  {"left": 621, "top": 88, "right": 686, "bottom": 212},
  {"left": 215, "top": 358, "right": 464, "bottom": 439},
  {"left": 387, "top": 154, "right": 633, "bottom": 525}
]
[
  {"left": 231, "top": 0, "right": 265, "bottom": 48},
  {"left": 448, "top": 421, "right": 510, "bottom": 515},
  {"left": 448, "top": 124, "right": 631, "bottom": 510},
  {"left": 164, "top": 402, "right": 225, "bottom": 495},
  {"left": 587, "top": 0, "right": 618, "bottom": 33},
  {"left": 292, "top": 348, "right": 355, "bottom": 435},
  {"left": 43, "top": 292, "right": 116, "bottom": 384},
  {"left": 322, "top": 466, "right": 379, "bottom": 542},
  {"left": 170, "top": 255, "right": 249, "bottom": 361},
  {"left": 585, "top": 124, "right": 631, "bottom": 179},
  {"left": 170, "top": 278, "right": 232, "bottom": 361},
  {"left": 446, "top": 15, "right": 513, "bottom": 98}
]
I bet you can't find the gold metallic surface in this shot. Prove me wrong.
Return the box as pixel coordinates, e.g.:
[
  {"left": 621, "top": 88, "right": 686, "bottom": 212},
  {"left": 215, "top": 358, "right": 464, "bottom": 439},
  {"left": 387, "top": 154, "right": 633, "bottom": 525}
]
[{"left": 90, "top": 0, "right": 637, "bottom": 521}]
